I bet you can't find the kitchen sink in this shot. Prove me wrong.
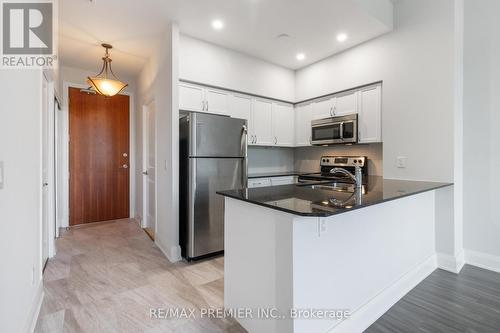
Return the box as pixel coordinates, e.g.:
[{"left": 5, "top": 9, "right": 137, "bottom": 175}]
[{"left": 298, "top": 181, "right": 356, "bottom": 192}]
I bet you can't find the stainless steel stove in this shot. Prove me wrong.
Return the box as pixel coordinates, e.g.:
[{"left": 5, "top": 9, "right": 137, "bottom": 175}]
[{"left": 298, "top": 156, "right": 368, "bottom": 184}]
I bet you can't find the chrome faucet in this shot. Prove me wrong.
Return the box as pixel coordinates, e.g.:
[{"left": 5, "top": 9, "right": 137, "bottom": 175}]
[{"left": 330, "top": 166, "right": 363, "bottom": 188}]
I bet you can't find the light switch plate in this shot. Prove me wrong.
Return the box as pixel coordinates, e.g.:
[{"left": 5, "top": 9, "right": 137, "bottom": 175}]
[
  {"left": 0, "top": 161, "right": 4, "bottom": 189},
  {"left": 396, "top": 156, "right": 407, "bottom": 168}
]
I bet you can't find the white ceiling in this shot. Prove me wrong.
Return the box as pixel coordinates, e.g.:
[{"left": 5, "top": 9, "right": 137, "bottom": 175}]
[{"left": 59, "top": 0, "right": 393, "bottom": 77}]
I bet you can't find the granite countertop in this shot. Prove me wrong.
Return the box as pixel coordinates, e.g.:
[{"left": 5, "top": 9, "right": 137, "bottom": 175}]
[
  {"left": 217, "top": 176, "right": 453, "bottom": 217},
  {"left": 247, "top": 171, "right": 312, "bottom": 179}
]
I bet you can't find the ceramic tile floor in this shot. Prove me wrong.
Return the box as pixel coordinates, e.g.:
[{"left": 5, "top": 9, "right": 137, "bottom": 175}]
[{"left": 35, "top": 219, "right": 246, "bottom": 333}]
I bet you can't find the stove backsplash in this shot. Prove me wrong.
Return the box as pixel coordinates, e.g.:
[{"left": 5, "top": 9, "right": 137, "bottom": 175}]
[{"left": 294, "top": 143, "right": 383, "bottom": 176}]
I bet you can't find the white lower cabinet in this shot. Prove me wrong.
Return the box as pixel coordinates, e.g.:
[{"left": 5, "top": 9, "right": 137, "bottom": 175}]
[
  {"left": 248, "top": 176, "right": 297, "bottom": 188},
  {"left": 270, "top": 176, "right": 296, "bottom": 186},
  {"left": 247, "top": 178, "right": 272, "bottom": 188}
]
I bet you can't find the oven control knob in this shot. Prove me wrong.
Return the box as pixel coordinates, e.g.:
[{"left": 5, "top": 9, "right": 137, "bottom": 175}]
[
  {"left": 326, "top": 159, "right": 330, "bottom": 163},
  {"left": 353, "top": 160, "right": 357, "bottom": 163}
]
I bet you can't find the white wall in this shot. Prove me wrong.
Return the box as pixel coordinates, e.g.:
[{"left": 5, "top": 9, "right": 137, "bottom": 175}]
[
  {"left": 463, "top": 0, "right": 500, "bottom": 258},
  {"left": 0, "top": 70, "right": 44, "bottom": 332},
  {"left": 296, "top": 0, "right": 456, "bottom": 182},
  {"left": 294, "top": 144, "right": 383, "bottom": 176},
  {"left": 136, "top": 24, "right": 181, "bottom": 262},
  {"left": 179, "top": 35, "right": 295, "bottom": 102}
]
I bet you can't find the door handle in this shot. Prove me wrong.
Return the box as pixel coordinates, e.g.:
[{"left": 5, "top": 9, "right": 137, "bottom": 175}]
[
  {"left": 43, "top": 182, "right": 48, "bottom": 187},
  {"left": 122, "top": 164, "right": 128, "bottom": 169},
  {"left": 142, "top": 170, "right": 148, "bottom": 175}
]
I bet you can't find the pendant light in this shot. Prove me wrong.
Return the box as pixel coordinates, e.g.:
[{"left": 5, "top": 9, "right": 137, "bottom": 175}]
[{"left": 87, "top": 43, "right": 128, "bottom": 97}]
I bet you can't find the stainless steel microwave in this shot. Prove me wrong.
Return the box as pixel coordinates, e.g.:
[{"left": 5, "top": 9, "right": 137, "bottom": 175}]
[{"left": 311, "top": 114, "right": 358, "bottom": 145}]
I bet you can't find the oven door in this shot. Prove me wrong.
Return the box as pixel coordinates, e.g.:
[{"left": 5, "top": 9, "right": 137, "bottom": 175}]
[
  {"left": 341, "top": 120, "right": 357, "bottom": 143},
  {"left": 311, "top": 121, "right": 342, "bottom": 145}
]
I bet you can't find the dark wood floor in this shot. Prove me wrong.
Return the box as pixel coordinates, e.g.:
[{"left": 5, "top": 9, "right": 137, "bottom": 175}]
[{"left": 366, "top": 265, "right": 500, "bottom": 333}]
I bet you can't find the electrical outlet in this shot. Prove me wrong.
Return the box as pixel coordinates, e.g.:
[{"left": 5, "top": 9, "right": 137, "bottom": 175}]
[
  {"left": 396, "top": 156, "right": 407, "bottom": 168},
  {"left": 318, "top": 218, "right": 328, "bottom": 236}
]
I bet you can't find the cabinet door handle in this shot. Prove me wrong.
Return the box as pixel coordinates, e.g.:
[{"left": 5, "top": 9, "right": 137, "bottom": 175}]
[
  {"left": 274, "top": 136, "right": 278, "bottom": 145},
  {"left": 255, "top": 135, "right": 257, "bottom": 144},
  {"left": 333, "top": 106, "right": 337, "bottom": 115},
  {"left": 206, "top": 100, "right": 209, "bottom": 111}
]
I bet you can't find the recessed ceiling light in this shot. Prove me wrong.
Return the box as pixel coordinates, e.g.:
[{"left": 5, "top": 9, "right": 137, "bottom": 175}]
[
  {"left": 296, "top": 53, "right": 305, "bottom": 61},
  {"left": 337, "top": 33, "right": 348, "bottom": 42},
  {"left": 212, "top": 20, "right": 224, "bottom": 30}
]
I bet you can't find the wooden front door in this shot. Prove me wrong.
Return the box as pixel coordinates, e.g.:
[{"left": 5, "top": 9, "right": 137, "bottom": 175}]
[{"left": 69, "top": 87, "right": 130, "bottom": 225}]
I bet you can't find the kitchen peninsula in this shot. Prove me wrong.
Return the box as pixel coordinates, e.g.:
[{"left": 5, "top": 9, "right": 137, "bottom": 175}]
[{"left": 218, "top": 177, "right": 452, "bottom": 333}]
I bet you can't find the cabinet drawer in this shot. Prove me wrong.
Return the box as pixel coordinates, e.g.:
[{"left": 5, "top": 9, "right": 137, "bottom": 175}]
[
  {"left": 270, "top": 176, "right": 296, "bottom": 186},
  {"left": 248, "top": 178, "right": 272, "bottom": 188}
]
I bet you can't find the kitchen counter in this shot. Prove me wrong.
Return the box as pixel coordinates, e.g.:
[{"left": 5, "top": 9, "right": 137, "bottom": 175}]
[
  {"left": 218, "top": 176, "right": 452, "bottom": 217},
  {"left": 221, "top": 176, "right": 454, "bottom": 333},
  {"left": 247, "top": 171, "right": 310, "bottom": 179}
]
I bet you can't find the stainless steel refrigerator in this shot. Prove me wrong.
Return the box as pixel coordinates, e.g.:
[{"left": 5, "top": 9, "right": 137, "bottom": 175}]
[{"left": 179, "top": 112, "right": 248, "bottom": 261}]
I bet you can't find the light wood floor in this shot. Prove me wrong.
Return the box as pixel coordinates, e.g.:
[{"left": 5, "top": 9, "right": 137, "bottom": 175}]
[{"left": 35, "top": 219, "right": 246, "bottom": 333}]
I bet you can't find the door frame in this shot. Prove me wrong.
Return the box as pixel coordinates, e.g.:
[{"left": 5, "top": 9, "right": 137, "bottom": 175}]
[
  {"left": 141, "top": 100, "right": 157, "bottom": 233},
  {"left": 58, "top": 81, "right": 136, "bottom": 228},
  {"left": 41, "top": 72, "right": 56, "bottom": 261}
]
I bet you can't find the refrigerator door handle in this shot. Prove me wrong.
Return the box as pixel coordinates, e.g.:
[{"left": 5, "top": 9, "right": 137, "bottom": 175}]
[
  {"left": 241, "top": 124, "right": 248, "bottom": 188},
  {"left": 188, "top": 158, "right": 197, "bottom": 257}
]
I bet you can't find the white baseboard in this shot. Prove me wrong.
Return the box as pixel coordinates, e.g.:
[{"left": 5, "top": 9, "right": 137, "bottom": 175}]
[
  {"left": 25, "top": 281, "right": 44, "bottom": 333},
  {"left": 329, "top": 255, "right": 438, "bottom": 333},
  {"left": 437, "top": 251, "right": 465, "bottom": 273},
  {"left": 155, "top": 238, "right": 182, "bottom": 263},
  {"left": 465, "top": 250, "right": 500, "bottom": 274}
]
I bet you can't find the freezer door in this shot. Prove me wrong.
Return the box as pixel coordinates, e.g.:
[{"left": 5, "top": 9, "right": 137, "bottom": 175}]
[
  {"left": 188, "top": 157, "right": 245, "bottom": 258},
  {"left": 190, "top": 112, "right": 247, "bottom": 157}
]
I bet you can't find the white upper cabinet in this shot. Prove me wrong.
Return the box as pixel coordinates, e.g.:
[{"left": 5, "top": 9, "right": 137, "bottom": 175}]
[
  {"left": 179, "top": 83, "right": 204, "bottom": 112},
  {"left": 205, "top": 88, "right": 229, "bottom": 115},
  {"left": 179, "top": 81, "right": 382, "bottom": 147},
  {"left": 335, "top": 90, "right": 358, "bottom": 116},
  {"left": 272, "top": 103, "right": 295, "bottom": 146},
  {"left": 229, "top": 94, "right": 253, "bottom": 144},
  {"left": 179, "top": 83, "right": 229, "bottom": 115},
  {"left": 358, "top": 84, "right": 382, "bottom": 143},
  {"left": 295, "top": 103, "right": 313, "bottom": 146},
  {"left": 252, "top": 99, "right": 274, "bottom": 146},
  {"left": 312, "top": 97, "right": 335, "bottom": 120}
]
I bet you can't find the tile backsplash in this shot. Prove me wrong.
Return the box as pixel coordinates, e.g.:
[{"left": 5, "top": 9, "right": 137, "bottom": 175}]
[
  {"left": 248, "top": 144, "right": 383, "bottom": 176},
  {"left": 248, "top": 147, "right": 295, "bottom": 174},
  {"left": 294, "top": 143, "right": 383, "bottom": 176}
]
